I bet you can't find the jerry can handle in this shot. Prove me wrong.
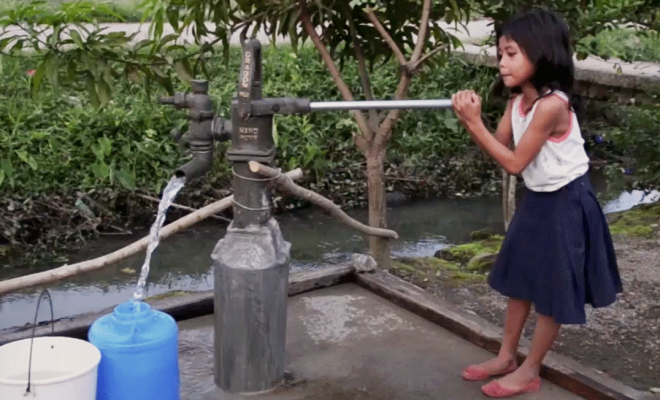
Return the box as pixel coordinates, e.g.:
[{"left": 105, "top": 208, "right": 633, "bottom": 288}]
[{"left": 25, "top": 289, "right": 55, "bottom": 396}]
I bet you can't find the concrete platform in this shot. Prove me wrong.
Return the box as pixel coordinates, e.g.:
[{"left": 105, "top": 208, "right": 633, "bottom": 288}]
[{"left": 177, "top": 283, "right": 582, "bottom": 400}]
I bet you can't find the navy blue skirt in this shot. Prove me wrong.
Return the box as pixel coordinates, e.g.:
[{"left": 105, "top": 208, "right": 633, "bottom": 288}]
[{"left": 488, "top": 173, "right": 623, "bottom": 325}]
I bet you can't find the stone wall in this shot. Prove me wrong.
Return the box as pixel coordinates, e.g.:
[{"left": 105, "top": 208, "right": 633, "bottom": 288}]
[{"left": 454, "top": 44, "right": 660, "bottom": 104}]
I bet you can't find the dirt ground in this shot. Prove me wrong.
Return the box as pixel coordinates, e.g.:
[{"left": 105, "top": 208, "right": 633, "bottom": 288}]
[{"left": 390, "top": 230, "right": 660, "bottom": 393}]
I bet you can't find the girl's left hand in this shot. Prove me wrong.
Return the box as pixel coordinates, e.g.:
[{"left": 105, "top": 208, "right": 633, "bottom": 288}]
[{"left": 451, "top": 90, "right": 482, "bottom": 127}]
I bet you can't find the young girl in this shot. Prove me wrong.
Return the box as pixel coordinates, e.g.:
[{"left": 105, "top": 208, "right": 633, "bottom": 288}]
[{"left": 451, "top": 9, "right": 623, "bottom": 398}]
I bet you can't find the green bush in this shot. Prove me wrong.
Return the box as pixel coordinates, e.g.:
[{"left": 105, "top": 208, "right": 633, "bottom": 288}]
[
  {"left": 583, "top": 101, "right": 660, "bottom": 194},
  {"left": 0, "top": 45, "right": 502, "bottom": 199},
  {"left": 1, "top": 0, "right": 146, "bottom": 22},
  {"left": 0, "top": 58, "right": 181, "bottom": 195},
  {"left": 584, "top": 28, "right": 660, "bottom": 63}
]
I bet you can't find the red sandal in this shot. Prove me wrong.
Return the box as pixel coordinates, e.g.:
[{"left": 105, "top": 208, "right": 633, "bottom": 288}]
[
  {"left": 461, "top": 360, "right": 518, "bottom": 381},
  {"left": 481, "top": 377, "right": 541, "bottom": 398}
]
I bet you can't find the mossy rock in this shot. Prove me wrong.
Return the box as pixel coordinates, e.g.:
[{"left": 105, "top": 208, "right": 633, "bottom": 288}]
[
  {"left": 434, "top": 248, "right": 457, "bottom": 261},
  {"left": 470, "top": 228, "right": 495, "bottom": 241},
  {"left": 435, "top": 235, "right": 504, "bottom": 265},
  {"left": 466, "top": 252, "right": 498, "bottom": 274},
  {"left": 607, "top": 202, "right": 660, "bottom": 238}
]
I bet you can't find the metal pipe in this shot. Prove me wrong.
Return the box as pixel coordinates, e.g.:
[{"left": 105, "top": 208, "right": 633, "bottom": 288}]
[
  {"left": 309, "top": 99, "right": 453, "bottom": 111},
  {"left": 174, "top": 149, "right": 213, "bottom": 183}
]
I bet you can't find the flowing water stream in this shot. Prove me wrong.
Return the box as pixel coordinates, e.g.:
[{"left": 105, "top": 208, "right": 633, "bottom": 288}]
[{"left": 132, "top": 176, "right": 186, "bottom": 302}]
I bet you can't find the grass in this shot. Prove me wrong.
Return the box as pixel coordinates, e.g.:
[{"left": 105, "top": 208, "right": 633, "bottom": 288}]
[{"left": 607, "top": 202, "right": 660, "bottom": 237}]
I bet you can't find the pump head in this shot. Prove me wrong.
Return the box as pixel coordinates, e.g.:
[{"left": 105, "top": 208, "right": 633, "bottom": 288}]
[{"left": 158, "top": 80, "right": 231, "bottom": 182}]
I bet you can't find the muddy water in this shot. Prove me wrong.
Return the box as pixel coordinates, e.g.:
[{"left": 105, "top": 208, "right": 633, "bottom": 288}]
[
  {"left": 0, "top": 196, "right": 503, "bottom": 330},
  {"left": 0, "top": 171, "right": 656, "bottom": 330}
]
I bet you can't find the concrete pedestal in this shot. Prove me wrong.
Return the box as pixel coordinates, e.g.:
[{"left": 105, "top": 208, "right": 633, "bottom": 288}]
[{"left": 211, "top": 218, "right": 291, "bottom": 394}]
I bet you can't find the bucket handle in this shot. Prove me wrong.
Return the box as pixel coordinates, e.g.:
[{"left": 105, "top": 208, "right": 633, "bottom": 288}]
[{"left": 25, "top": 289, "right": 55, "bottom": 396}]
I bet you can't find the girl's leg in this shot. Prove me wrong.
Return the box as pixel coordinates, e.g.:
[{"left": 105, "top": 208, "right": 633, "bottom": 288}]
[
  {"left": 466, "top": 298, "right": 530, "bottom": 373},
  {"left": 488, "top": 313, "right": 561, "bottom": 389}
]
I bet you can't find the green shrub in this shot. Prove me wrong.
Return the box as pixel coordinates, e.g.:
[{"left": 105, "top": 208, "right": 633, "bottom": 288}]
[
  {"left": 583, "top": 101, "right": 660, "bottom": 194},
  {"left": 1, "top": 0, "right": 146, "bottom": 22},
  {"left": 0, "top": 45, "right": 503, "bottom": 198},
  {"left": 584, "top": 28, "right": 660, "bottom": 63}
]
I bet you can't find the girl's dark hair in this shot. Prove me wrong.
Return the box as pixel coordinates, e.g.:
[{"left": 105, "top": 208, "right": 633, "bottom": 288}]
[{"left": 494, "top": 9, "right": 580, "bottom": 114}]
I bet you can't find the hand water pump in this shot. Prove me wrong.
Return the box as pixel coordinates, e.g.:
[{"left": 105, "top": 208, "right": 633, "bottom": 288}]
[{"left": 158, "top": 38, "right": 453, "bottom": 395}]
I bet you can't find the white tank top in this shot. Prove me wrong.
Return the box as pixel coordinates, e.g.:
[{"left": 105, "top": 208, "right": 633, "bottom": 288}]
[{"left": 511, "top": 91, "right": 590, "bottom": 192}]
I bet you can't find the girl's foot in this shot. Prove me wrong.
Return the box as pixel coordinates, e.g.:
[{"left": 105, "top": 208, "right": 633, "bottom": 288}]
[
  {"left": 462, "top": 356, "right": 518, "bottom": 381},
  {"left": 481, "top": 368, "right": 541, "bottom": 398}
]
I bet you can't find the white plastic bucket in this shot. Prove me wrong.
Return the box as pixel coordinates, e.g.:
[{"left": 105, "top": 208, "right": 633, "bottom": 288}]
[{"left": 0, "top": 336, "right": 101, "bottom": 400}]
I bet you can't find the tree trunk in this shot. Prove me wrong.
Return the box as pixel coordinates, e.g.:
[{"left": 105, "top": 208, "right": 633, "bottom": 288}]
[{"left": 366, "top": 150, "right": 390, "bottom": 269}]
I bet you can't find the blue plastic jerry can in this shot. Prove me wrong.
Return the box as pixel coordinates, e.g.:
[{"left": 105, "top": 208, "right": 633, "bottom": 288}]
[{"left": 88, "top": 300, "right": 180, "bottom": 400}]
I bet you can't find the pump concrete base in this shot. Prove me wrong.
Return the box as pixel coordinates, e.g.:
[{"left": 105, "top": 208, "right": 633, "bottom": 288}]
[
  {"left": 211, "top": 218, "right": 292, "bottom": 394},
  {"left": 179, "top": 284, "right": 584, "bottom": 400}
]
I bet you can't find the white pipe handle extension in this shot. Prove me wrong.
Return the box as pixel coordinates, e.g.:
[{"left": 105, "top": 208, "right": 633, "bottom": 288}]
[{"left": 309, "top": 99, "right": 453, "bottom": 111}]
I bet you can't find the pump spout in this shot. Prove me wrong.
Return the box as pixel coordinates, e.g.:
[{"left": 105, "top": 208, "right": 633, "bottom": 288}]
[{"left": 174, "top": 149, "right": 213, "bottom": 183}]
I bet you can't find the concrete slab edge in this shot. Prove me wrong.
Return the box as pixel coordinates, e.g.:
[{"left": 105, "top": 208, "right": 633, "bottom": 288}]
[
  {"left": 354, "top": 269, "right": 654, "bottom": 400},
  {"left": 0, "top": 264, "right": 355, "bottom": 347}
]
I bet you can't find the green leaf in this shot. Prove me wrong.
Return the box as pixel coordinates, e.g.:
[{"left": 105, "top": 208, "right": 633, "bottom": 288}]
[
  {"left": 159, "top": 33, "right": 180, "bottom": 46},
  {"left": 92, "top": 143, "right": 105, "bottom": 161},
  {"left": 97, "top": 78, "right": 111, "bottom": 107},
  {"left": 15, "top": 149, "right": 29, "bottom": 164},
  {"left": 174, "top": 60, "right": 193, "bottom": 83},
  {"left": 31, "top": 58, "right": 48, "bottom": 99},
  {"left": 443, "top": 116, "right": 459, "bottom": 133},
  {"left": 0, "top": 169, "right": 4, "bottom": 187},
  {"left": 116, "top": 169, "right": 136, "bottom": 190},
  {"left": 100, "top": 136, "right": 112, "bottom": 155},
  {"left": 86, "top": 75, "right": 99, "bottom": 108},
  {"left": 0, "top": 158, "right": 13, "bottom": 177},
  {"left": 132, "top": 39, "right": 154, "bottom": 51},
  {"left": 27, "top": 155, "right": 38, "bottom": 171},
  {"left": 69, "top": 29, "right": 84, "bottom": 48},
  {"left": 15, "top": 150, "right": 38, "bottom": 170},
  {"left": 135, "top": 142, "right": 155, "bottom": 156},
  {"left": 272, "top": 116, "right": 279, "bottom": 146},
  {"left": 45, "top": 57, "right": 59, "bottom": 88},
  {"left": 91, "top": 161, "right": 110, "bottom": 179},
  {"left": 151, "top": 65, "right": 168, "bottom": 78}
]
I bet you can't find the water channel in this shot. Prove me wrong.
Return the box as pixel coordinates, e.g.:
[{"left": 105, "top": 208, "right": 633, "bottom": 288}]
[{"left": 0, "top": 171, "right": 657, "bottom": 330}]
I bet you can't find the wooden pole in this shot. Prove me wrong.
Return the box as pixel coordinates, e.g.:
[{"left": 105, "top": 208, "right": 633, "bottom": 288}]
[{"left": 249, "top": 161, "right": 399, "bottom": 239}]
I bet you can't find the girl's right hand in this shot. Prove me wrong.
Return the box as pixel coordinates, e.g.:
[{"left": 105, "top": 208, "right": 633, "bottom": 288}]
[{"left": 452, "top": 90, "right": 482, "bottom": 128}]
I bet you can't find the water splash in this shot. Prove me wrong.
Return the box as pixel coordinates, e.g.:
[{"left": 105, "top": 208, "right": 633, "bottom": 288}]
[{"left": 133, "top": 175, "right": 186, "bottom": 301}]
